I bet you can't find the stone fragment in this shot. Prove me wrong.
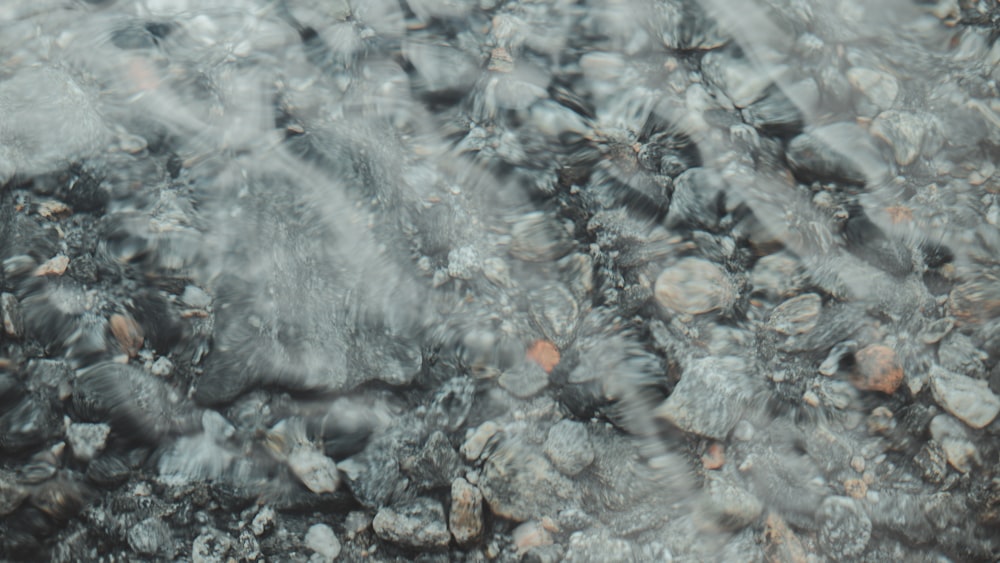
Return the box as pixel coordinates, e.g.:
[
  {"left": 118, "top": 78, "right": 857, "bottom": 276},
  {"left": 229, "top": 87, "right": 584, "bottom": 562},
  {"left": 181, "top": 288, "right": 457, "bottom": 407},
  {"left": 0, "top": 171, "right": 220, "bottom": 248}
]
[
  {"left": 768, "top": 294, "right": 821, "bottom": 335},
  {"left": 563, "top": 529, "right": 633, "bottom": 562},
  {"left": 499, "top": 360, "right": 549, "bottom": 399},
  {"left": 128, "top": 517, "right": 174, "bottom": 558},
  {"left": 34, "top": 254, "right": 69, "bottom": 276},
  {"left": 372, "top": 498, "right": 451, "bottom": 549},
  {"left": 110, "top": 313, "right": 144, "bottom": 358},
  {"left": 654, "top": 257, "right": 736, "bottom": 315},
  {"left": 0, "top": 470, "right": 28, "bottom": 517},
  {"left": 847, "top": 67, "right": 899, "bottom": 111},
  {"left": 513, "top": 521, "right": 553, "bottom": 556},
  {"left": 763, "top": 512, "right": 807, "bottom": 563},
  {"left": 655, "top": 357, "right": 753, "bottom": 440},
  {"left": 702, "top": 443, "right": 725, "bottom": 470},
  {"left": 525, "top": 340, "right": 560, "bottom": 374},
  {"left": 870, "top": 110, "right": 926, "bottom": 166},
  {"left": 461, "top": 421, "right": 501, "bottom": 461},
  {"left": 1, "top": 293, "right": 22, "bottom": 337},
  {"left": 251, "top": 506, "right": 275, "bottom": 537},
  {"left": 192, "top": 530, "right": 233, "bottom": 563},
  {"left": 289, "top": 447, "right": 340, "bottom": 494},
  {"left": 815, "top": 496, "right": 871, "bottom": 559},
  {"left": 701, "top": 474, "right": 764, "bottom": 530},
  {"left": 401, "top": 430, "right": 463, "bottom": 491},
  {"left": 180, "top": 285, "right": 212, "bottom": 308},
  {"left": 543, "top": 420, "right": 595, "bottom": 476},
  {"left": 66, "top": 422, "right": 110, "bottom": 462},
  {"left": 305, "top": 524, "right": 341, "bottom": 561},
  {"left": 929, "top": 366, "right": 1000, "bottom": 428},
  {"left": 479, "top": 439, "right": 579, "bottom": 522},
  {"left": 449, "top": 477, "right": 483, "bottom": 545},
  {"left": 851, "top": 344, "right": 903, "bottom": 394}
]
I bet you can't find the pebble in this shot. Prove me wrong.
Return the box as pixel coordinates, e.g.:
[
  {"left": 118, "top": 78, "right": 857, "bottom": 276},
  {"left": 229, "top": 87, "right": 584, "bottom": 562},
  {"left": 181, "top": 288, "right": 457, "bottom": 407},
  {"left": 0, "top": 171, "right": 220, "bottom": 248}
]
[
  {"left": 562, "top": 529, "right": 633, "bottom": 563},
  {"left": 768, "top": 293, "right": 821, "bottom": 335},
  {"left": 498, "top": 360, "right": 549, "bottom": 399},
  {"left": 929, "top": 414, "right": 979, "bottom": 473},
  {"left": 401, "top": 430, "right": 463, "bottom": 491},
  {"left": 448, "top": 245, "right": 481, "bottom": 280},
  {"left": 513, "top": 521, "right": 553, "bottom": 556},
  {"left": 701, "top": 443, "right": 725, "bottom": 470},
  {"left": 478, "top": 439, "right": 579, "bottom": 522},
  {"left": 654, "top": 257, "right": 736, "bottom": 316},
  {"left": 870, "top": 110, "right": 927, "bottom": 166},
  {"left": 851, "top": 344, "right": 904, "bottom": 394},
  {"left": 372, "top": 498, "right": 451, "bottom": 549},
  {"left": 288, "top": 447, "right": 341, "bottom": 494},
  {"left": 461, "top": 421, "right": 501, "bottom": 461},
  {"left": 525, "top": 340, "right": 560, "bottom": 374},
  {"left": 0, "top": 470, "right": 28, "bottom": 517},
  {"left": 109, "top": 313, "right": 144, "bottom": 358},
  {"left": 847, "top": 67, "right": 900, "bottom": 112},
  {"left": 34, "top": 254, "right": 70, "bottom": 277},
  {"left": 150, "top": 356, "right": 174, "bottom": 377},
  {"left": 251, "top": 506, "right": 275, "bottom": 537},
  {"left": 127, "top": 517, "right": 174, "bottom": 558},
  {"left": 542, "top": 420, "right": 595, "bottom": 476},
  {"left": 66, "top": 422, "right": 110, "bottom": 462},
  {"left": 816, "top": 496, "right": 872, "bottom": 558},
  {"left": 180, "top": 285, "right": 212, "bottom": 308},
  {"left": 786, "top": 123, "right": 884, "bottom": 185},
  {"left": 763, "top": 512, "right": 807, "bottom": 563},
  {"left": 509, "top": 212, "right": 572, "bottom": 262},
  {"left": 929, "top": 366, "right": 1000, "bottom": 428},
  {"left": 655, "top": 356, "right": 753, "bottom": 440},
  {"left": 701, "top": 474, "right": 764, "bottom": 530},
  {"left": 192, "top": 530, "right": 233, "bottom": 563},
  {"left": 1, "top": 293, "right": 22, "bottom": 337},
  {"left": 449, "top": 477, "right": 484, "bottom": 545},
  {"left": 305, "top": 524, "right": 341, "bottom": 561}
]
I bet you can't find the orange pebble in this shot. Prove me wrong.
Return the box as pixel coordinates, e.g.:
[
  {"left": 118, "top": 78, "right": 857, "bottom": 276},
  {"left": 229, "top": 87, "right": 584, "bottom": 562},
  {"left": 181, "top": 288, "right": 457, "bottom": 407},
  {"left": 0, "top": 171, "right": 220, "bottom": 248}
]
[
  {"left": 526, "top": 340, "right": 560, "bottom": 373},
  {"left": 702, "top": 442, "right": 725, "bottom": 470}
]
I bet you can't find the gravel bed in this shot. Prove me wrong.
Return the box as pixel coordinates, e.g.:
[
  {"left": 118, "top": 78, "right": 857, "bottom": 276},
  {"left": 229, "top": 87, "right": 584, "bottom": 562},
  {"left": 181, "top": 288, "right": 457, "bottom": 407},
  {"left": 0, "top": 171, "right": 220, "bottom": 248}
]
[{"left": 2, "top": 0, "right": 1000, "bottom": 561}]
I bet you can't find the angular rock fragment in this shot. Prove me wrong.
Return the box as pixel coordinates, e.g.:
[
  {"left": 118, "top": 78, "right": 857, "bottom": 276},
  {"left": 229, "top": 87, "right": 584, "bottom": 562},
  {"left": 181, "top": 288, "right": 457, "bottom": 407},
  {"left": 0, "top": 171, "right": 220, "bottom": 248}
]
[
  {"left": 851, "top": 344, "right": 904, "bottom": 394},
  {"left": 66, "top": 422, "right": 110, "bottom": 462},
  {"left": 479, "top": 439, "right": 579, "bottom": 522},
  {"left": 449, "top": 477, "right": 483, "bottom": 545},
  {"left": 655, "top": 357, "right": 754, "bottom": 440},
  {"left": 815, "top": 496, "right": 871, "bottom": 559},
  {"left": 372, "top": 498, "right": 451, "bottom": 549},
  {"left": 870, "top": 110, "right": 927, "bottom": 166},
  {"left": 929, "top": 366, "right": 1000, "bottom": 429}
]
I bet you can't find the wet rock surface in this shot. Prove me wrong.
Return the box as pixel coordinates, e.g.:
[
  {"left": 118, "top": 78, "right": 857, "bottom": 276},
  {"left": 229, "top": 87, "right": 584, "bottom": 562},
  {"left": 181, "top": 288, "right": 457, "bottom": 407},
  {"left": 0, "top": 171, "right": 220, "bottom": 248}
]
[{"left": 1, "top": 0, "right": 1000, "bottom": 561}]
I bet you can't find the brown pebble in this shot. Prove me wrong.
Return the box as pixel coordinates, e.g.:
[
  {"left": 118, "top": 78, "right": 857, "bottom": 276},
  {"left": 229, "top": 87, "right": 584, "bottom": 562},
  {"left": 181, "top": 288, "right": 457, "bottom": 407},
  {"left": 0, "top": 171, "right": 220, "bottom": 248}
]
[
  {"left": 851, "top": 345, "right": 903, "bottom": 394},
  {"left": 844, "top": 478, "right": 867, "bottom": 499},
  {"left": 37, "top": 200, "right": 72, "bottom": 220},
  {"left": 34, "top": 255, "right": 70, "bottom": 277},
  {"left": 702, "top": 443, "right": 725, "bottom": 470},
  {"left": 526, "top": 340, "right": 560, "bottom": 373},
  {"left": 763, "top": 512, "right": 808, "bottom": 563},
  {"left": 110, "top": 313, "right": 144, "bottom": 358}
]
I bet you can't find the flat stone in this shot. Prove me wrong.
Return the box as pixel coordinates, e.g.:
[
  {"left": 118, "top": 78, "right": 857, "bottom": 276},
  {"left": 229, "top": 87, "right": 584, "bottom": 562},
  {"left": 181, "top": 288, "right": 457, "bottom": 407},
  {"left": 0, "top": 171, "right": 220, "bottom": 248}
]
[
  {"left": 929, "top": 366, "right": 1000, "bottom": 428},
  {"left": 1, "top": 293, "right": 22, "bottom": 337},
  {"left": 373, "top": 498, "right": 451, "bottom": 549},
  {"left": 305, "top": 524, "right": 341, "bottom": 561},
  {"left": 655, "top": 357, "right": 754, "bottom": 440},
  {"left": 654, "top": 257, "right": 736, "bottom": 315},
  {"left": 449, "top": 477, "right": 484, "bottom": 545},
  {"left": 769, "top": 293, "right": 821, "bottom": 335}
]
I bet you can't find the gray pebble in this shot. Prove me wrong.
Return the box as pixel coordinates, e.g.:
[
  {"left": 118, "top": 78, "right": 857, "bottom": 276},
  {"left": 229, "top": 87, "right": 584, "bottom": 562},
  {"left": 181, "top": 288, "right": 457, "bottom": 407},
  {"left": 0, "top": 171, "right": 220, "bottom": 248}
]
[
  {"left": 66, "top": 422, "right": 110, "bottom": 462},
  {"left": 929, "top": 366, "right": 1000, "bottom": 428},
  {"left": 128, "top": 517, "right": 174, "bottom": 558},
  {"left": 498, "top": 361, "right": 549, "bottom": 399},
  {"left": 655, "top": 357, "right": 754, "bottom": 440},
  {"left": 251, "top": 506, "right": 275, "bottom": 537},
  {"left": 372, "top": 497, "right": 451, "bottom": 549},
  {"left": 192, "top": 530, "right": 234, "bottom": 563},
  {"left": 768, "top": 293, "right": 821, "bottom": 335},
  {"left": 654, "top": 257, "right": 736, "bottom": 316},
  {"left": 448, "top": 245, "right": 480, "bottom": 280},
  {"left": 180, "top": 285, "right": 212, "bottom": 308},
  {"left": 1, "top": 293, "right": 22, "bottom": 337},
  {"left": 701, "top": 474, "right": 764, "bottom": 530},
  {"left": 543, "top": 420, "right": 595, "bottom": 476},
  {"left": 0, "top": 470, "right": 28, "bottom": 517},
  {"left": 816, "top": 496, "right": 871, "bottom": 558}
]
